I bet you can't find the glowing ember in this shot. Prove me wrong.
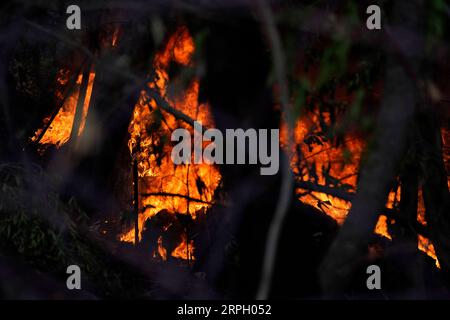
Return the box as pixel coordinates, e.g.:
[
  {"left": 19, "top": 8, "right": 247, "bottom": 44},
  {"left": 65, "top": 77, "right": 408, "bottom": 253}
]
[
  {"left": 372, "top": 185, "right": 400, "bottom": 240},
  {"left": 157, "top": 236, "right": 167, "bottom": 261},
  {"left": 417, "top": 188, "right": 426, "bottom": 226},
  {"left": 120, "top": 27, "right": 221, "bottom": 261},
  {"left": 111, "top": 28, "right": 119, "bottom": 47},
  {"left": 31, "top": 31, "right": 121, "bottom": 152},
  {"left": 31, "top": 68, "right": 95, "bottom": 150},
  {"left": 386, "top": 185, "right": 401, "bottom": 210}
]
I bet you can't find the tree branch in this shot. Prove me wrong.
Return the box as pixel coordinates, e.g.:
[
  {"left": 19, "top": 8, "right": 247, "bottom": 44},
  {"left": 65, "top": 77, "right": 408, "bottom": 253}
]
[
  {"left": 255, "top": 0, "right": 294, "bottom": 300},
  {"left": 140, "top": 192, "right": 213, "bottom": 206},
  {"left": 318, "top": 0, "right": 424, "bottom": 295}
]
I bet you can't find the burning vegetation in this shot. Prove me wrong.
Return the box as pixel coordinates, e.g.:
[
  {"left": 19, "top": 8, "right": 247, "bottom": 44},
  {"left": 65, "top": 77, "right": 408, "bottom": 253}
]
[
  {"left": 29, "top": 26, "right": 222, "bottom": 262},
  {"left": 31, "top": 68, "right": 96, "bottom": 152},
  {"left": 121, "top": 26, "right": 221, "bottom": 261},
  {"left": 28, "top": 23, "right": 447, "bottom": 269},
  {"left": 3, "top": 0, "right": 449, "bottom": 300},
  {"left": 281, "top": 103, "right": 444, "bottom": 268}
]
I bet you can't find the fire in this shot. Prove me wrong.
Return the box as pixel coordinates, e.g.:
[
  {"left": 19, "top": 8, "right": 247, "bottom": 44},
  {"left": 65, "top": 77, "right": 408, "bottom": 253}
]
[
  {"left": 375, "top": 215, "right": 392, "bottom": 240},
  {"left": 157, "top": 236, "right": 167, "bottom": 260},
  {"left": 280, "top": 109, "right": 363, "bottom": 224},
  {"left": 412, "top": 127, "right": 450, "bottom": 268},
  {"left": 111, "top": 28, "right": 119, "bottom": 47},
  {"left": 417, "top": 188, "right": 427, "bottom": 226},
  {"left": 31, "top": 31, "right": 122, "bottom": 151},
  {"left": 282, "top": 105, "right": 441, "bottom": 267},
  {"left": 418, "top": 234, "right": 440, "bottom": 268},
  {"left": 31, "top": 69, "right": 95, "bottom": 150},
  {"left": 171, "top": 234, "right": 195, "bottom": 261},
  {"left": 280, "top": 107, "right": 394, "bottom": 232},
  {"left": 297, "top": 191, "right": 351, "bottom": 225},
  {"left": 385, "top": 185, "right": 401, "bottom": 209},
  {"left": 121, "top": 26, "right": 221, "bottom": 261}
]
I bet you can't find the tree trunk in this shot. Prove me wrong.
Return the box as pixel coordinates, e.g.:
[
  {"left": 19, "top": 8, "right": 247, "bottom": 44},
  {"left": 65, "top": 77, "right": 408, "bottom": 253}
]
[{"left": 319, "top": 0, "right": 425, "bottom": 295}]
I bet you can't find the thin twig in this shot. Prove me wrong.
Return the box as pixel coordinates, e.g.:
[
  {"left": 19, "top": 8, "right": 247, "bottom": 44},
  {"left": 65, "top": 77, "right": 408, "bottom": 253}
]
[
  {"left": 140, "top": 192, "right": 213, "bottom": 206},
  {"left": 255, "top": 0, "right": 294, "bottom": 300}
]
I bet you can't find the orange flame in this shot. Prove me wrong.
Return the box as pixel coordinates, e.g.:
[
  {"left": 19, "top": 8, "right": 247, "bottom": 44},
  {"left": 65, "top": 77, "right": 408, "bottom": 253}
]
[
  {"left": 417, "top": 188, "right": 427, "bottom": 226},
  {"left": 374, "top": 215, "right": 392, "bottom": 240},
  {"left": 157, "top": 236, "right": 168, "bottom": 260},
  {"left": 120, "top": 27, "right": 221, "bottom": 262},
  {"left": 171, "top": 234, "right": 195, "bottom": 261},
  {"left": 111, "top": 28, "right": 119, "bottom": 47},
  {"left": 31, "top": 69, "right": 95, "bottom": 150},
  {"left": 418, "top": 234, "right": 440, "bottom": 268},
  {"left": 282, "top": 104, "right": 441, "bottom": 267},
  {"left": 281, "top": 108, "right": 363, "bottom": 223}
]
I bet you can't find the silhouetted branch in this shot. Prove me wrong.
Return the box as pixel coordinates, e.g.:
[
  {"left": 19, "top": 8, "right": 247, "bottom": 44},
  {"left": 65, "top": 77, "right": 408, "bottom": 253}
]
[
  {"left": 319, "top": 0, "right": 424, "bottom": 295},
  {"left": 140, "top": 192, "right": 213, "bottom": 206},
  {"left": 256, "top": 0, "right": 294, "bottom": 300}
]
